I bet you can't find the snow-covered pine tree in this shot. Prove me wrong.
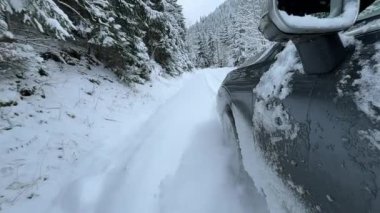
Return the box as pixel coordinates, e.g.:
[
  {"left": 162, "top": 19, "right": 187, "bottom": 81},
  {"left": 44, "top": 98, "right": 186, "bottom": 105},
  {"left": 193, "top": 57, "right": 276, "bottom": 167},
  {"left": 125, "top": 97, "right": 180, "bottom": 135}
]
[
  {"left": 104, "top": 0, "right": 153, "bottom": 82},
  {"left": 144, "top": 0, "right": 192, "bottom": 76},
  {"left": 206, "top": 34, "right": 217, "bottom": 66},
  {"left": 195, "top": 33, "right": 209, "bottom": 68},
  {"left": 144, "top": 0, "right": 172, "bottom": 73},
  {"left": 187, "top": 0, "right": 270, "bottom": 68},
  {"left": 0, "top": 1, "right": 12, "bottom": 41},
  {"left": 229, "top": 15, "right": 244, "bottom": 66},
  {"left": 163, "top": 0, "right": 193, "bottom": 73},
  {"left": 56, "top": 0, "right": 192, "bottom": 80},
  {"left": 0, "top": 0, "right": 192, "bottom": 83},
  {"left": 217, "top": 22, "right": 231, "bottom": 66},
  {"left": 5, "top": 0, "right": 76, "bottom": 39},
  {"left": 52, "top": 0, "right": 152, "bottom": 83}
]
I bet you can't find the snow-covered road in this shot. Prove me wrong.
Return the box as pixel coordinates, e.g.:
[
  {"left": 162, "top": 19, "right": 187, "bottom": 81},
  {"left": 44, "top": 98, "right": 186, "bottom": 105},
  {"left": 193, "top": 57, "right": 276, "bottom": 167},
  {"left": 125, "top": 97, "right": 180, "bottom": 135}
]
[
  {"left": 1, "top": 65, "right": 268, "bottom": 213},
  {"left": 51, "top": 68, "right": 268, "bottom": 213}
]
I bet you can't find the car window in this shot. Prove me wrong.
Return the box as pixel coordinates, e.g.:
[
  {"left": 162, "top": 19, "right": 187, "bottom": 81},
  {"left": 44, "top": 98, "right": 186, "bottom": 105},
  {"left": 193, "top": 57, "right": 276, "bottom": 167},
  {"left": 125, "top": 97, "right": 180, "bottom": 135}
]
[
  {"left": 345, "top": 0, "right": 380, "bottom": 35},
  {"left": 240, "top": 43, "right": 284, "bottom": 67},
  {"left": 257, "top": 43, "right": 285, "bottom": 63},
  {"left": 240, "top": 44, "right": 274, "bottom": 67},
  {"left": 358, "top": 0, "right": 380, "bottom": 20}
]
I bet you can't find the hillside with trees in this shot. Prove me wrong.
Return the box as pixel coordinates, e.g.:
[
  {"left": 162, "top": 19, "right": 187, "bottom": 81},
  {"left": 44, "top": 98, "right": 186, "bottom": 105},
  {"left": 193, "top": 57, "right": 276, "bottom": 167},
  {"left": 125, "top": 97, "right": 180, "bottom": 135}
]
[
  {"left": 187, "top": 0, "right": 270, "bottom": 68},
  {"left": 0, "top": 0, "right": 192, "bottom": 83}
]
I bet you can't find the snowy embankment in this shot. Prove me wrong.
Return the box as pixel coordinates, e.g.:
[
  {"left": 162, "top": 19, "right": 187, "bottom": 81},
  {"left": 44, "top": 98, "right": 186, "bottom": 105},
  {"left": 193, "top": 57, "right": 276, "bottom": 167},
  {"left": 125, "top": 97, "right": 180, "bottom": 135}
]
[{"left": 0, "top": 52, "right": 268, "bottom": 213}]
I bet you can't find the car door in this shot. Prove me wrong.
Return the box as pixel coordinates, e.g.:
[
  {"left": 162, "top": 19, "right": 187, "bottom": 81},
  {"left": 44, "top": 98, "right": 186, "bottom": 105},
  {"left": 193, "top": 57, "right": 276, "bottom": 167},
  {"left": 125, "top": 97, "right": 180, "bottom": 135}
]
[{"left": 251, "top": 15, "right": 380, "bottom": 213}]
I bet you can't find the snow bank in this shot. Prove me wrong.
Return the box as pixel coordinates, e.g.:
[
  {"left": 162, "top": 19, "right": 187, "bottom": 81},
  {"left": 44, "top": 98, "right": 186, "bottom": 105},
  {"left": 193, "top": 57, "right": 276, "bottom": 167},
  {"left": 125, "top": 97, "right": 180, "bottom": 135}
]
[
  {"left": 0, "top": 43, "right": 40, "bottom": 63},
  {"left": 0, "top": 54, "right": 193, "bottom": 212},
  {"left": 1, "top": 62, "right": 262, "bottom": 213}
]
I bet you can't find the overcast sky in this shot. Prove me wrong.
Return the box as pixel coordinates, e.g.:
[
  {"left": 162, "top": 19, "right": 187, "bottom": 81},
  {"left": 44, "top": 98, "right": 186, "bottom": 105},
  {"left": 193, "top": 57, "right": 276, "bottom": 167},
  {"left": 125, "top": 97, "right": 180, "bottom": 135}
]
[{"left": 177, "top": 0, "right": 226, "bottom": 26}]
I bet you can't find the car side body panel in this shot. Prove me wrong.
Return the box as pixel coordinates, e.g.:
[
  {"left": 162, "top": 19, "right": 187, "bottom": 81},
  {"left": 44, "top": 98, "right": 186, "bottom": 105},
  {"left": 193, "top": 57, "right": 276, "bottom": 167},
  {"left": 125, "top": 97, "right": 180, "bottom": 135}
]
[{"left": 218, "top": 31, "right": 380, "bottom": 212}]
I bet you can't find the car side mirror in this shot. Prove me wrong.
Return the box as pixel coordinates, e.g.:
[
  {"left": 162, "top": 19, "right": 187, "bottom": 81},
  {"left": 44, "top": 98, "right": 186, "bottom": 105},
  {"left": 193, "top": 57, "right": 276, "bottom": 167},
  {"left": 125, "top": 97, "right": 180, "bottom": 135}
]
[
  {"left": 259, "top": 0, "right": 360, "bottom": 41},
  {"left": 258, "top": 0, "right": 361, "bottom": 75}
]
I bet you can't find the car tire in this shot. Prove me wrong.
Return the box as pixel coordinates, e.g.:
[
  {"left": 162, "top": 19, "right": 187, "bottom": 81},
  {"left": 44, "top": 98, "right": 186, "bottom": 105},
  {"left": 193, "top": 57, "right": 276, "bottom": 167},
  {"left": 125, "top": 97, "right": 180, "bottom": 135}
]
[{"left": 221, "top": 108, "right": 242, "bottom": 153}]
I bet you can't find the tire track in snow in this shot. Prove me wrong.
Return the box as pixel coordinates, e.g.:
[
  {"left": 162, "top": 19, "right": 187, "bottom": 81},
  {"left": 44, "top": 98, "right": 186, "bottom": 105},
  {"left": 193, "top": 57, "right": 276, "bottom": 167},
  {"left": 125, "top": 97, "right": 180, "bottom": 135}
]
[
  {"left": 49, "top": 68, "right": 268, "bottom": 213},
  {"left": 159, "top": 69, "right": 269, "bottom": 213},
  {"left": 96, "top": 70, "right": 228, "bottom": 213}
]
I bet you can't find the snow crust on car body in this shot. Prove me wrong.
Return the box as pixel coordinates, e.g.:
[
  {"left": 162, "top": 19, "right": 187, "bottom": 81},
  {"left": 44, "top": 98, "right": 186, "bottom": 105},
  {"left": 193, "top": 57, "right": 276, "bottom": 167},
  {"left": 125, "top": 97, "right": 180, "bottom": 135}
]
[
  {"left": 253, "top": 43, "right": 302, "bottom": 143},
  {"left": 359, "top": 129, "right": 380, "bottom": 151},
  {"left": 228, "top": 42, "right": 308, "bottom": 212},
  {"left": 232, "top": 106, "right": 307, "bottom": 213},
  {"left": 354, "top": 42, "right": 380, "bottom": 122}
]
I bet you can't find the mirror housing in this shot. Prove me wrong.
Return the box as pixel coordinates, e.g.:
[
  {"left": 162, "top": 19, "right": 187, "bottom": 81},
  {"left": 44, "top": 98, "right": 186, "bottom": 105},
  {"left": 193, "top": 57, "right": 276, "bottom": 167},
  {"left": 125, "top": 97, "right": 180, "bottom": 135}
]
[
  {"left": 258, "top": 0, "right": 376, "bottom": 75},
  {"left": 259, "top": 0, "right": 360, "bottom": 41}
]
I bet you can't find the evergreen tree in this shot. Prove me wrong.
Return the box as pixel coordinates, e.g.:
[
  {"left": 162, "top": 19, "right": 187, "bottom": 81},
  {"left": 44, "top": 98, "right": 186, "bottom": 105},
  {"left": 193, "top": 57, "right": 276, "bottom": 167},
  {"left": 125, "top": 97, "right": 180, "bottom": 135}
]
[
  {"left": 0, "top": 1, "right": 11, "bottom": 40},
  {"left": 187, "top": 0, "right": 270, "bottom": 68},
  {"left": 144, "top": 0, "right": 192, "bottom": 76},
  {"left": 206, "top": 34, "right": 217, "bottom": 66},
  {"left": 229, "top": 15, "right": 244, "bottom": 65},
  {"left": 7, "top": 0, "right": 76, "bottom": 39},
  {"left": 109, "top": 0, "right": 152, "bottom": 82},
  {"left": 0, "top": 0, "right": 192, "bottom": 83},
  {"left": 217, "top": 23, "right": 231, "bottom": 66},
  {"left": 195, "top": 34, "right": 208, "bottom": 68}
]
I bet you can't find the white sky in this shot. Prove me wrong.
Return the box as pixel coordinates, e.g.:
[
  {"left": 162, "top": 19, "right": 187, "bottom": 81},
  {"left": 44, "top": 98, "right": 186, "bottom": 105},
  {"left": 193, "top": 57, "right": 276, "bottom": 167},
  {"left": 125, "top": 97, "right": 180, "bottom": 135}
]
[{"left": 177, "top": 0, "right": 226, "bottom": 26}]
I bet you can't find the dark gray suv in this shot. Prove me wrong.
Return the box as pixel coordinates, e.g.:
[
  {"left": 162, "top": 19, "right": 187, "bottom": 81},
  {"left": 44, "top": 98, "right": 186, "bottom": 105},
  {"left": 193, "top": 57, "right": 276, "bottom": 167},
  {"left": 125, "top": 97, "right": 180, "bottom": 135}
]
[{"left": 217, "top": 0, "right": 380, "bottom": 212}]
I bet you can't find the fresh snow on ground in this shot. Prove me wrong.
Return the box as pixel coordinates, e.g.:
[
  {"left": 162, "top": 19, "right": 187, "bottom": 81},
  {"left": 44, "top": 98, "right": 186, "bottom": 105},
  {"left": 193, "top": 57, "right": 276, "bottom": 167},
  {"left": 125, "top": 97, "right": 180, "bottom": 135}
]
[{"left": 0, "top": 58, "right": 269, "bottom": 213}]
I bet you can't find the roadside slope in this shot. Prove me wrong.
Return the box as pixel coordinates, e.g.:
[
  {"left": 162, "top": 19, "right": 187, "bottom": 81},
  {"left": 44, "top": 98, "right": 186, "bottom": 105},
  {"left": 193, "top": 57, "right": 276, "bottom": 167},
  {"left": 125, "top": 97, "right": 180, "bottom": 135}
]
[{"left": 1, "top": 61, "right": 268, "bottom": 213}]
